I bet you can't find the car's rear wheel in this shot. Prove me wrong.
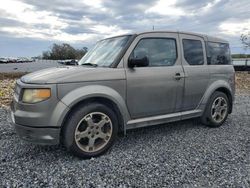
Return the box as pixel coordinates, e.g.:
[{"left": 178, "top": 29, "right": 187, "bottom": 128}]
[
  {"left": 63, "top": 103, "right": 118, "bottom": 158},
  {"left": 201, "top": 91, "right": 229, "bottom": 127}
]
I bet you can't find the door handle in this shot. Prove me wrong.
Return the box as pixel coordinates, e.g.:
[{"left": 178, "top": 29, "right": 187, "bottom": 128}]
[{"left": 174, "top": 73, "right": 185, "bottom": 80}]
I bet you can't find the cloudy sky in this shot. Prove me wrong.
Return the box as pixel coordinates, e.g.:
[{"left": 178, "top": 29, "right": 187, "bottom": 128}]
[{"left": 0, "top": 0, "right": 250, "bottom": 57}]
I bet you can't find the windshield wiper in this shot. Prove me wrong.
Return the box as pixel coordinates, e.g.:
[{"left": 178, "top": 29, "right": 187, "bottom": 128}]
[{"left": 81, "top": 63, "right": 98, "bottom": 67}]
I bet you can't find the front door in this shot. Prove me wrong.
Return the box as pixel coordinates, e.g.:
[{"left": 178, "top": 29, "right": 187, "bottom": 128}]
[{"left": 124, "top": 32, "right": 184, "bottom": 119}]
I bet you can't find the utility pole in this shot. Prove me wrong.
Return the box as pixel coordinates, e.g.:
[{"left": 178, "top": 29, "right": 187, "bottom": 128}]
[{"left": 152, "top": 25, "right": 154, "bottom": 31}]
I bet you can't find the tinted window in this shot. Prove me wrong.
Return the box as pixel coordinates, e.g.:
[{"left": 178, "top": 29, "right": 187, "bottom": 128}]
[
  {"left": 183, "top": 39, "right": 204, "bottom": 65},
  {"left": 130, "top": 38, "right": 177, "bottom": 67},
  {"left": 207, "top": 42, "right": 231, "bottom": 65}
]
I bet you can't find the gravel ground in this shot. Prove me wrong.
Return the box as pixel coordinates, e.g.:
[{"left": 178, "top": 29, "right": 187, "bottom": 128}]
[{"left": 0, "top": 94, "right": 250, "bottom": 187}]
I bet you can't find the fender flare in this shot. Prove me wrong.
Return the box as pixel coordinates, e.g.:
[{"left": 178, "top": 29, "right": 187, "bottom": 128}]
[
  {"left": 199, "top": 80, "right": 233, "bottom": 111},
  {"left": 58, "top": 85, "right": 131, "bottom": 130}
]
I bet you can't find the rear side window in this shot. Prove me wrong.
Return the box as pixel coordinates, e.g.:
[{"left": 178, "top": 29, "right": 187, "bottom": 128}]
[
  {"left": 130, "top": 38, "right": 177, "bottom": 67},
  {"left": 207, "top": 42, "right": 231, "bottom": 65},
  {"left": 183, "top": 39, "right": 204, "bottom": 65}
]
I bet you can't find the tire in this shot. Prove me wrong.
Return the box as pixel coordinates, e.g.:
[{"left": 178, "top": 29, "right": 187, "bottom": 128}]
[
  {"left": 62, "top": 103, "right": 118, "bottom": 158},
  {"left": 201, "top": 91, "right": 229, "bottom": 127}
]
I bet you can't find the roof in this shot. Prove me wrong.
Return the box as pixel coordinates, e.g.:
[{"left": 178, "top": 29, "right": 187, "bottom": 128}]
[
  {"left": 135, "top": 30, "right": 228, "bottom": 43},
  {"left": 102, "top": 30, "right": 229, "bottom": 44}
]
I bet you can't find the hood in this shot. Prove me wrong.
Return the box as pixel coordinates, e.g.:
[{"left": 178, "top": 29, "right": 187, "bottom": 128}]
[{"left": 21, "top": 66, "right": 126, "bottom": 84}]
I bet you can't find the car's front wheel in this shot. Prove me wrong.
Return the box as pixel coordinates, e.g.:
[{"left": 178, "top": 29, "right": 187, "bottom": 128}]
[
  {"left": 201, "top": 91, "right": 229, "bottom": 127},
  {"left": 63, "top": 103, "right": 118, "bottom": 158}
]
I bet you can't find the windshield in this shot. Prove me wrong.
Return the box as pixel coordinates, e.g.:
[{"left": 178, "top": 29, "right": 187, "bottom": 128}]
[{"left": 78, "top": 35, "right": 131, "bottom": 67}]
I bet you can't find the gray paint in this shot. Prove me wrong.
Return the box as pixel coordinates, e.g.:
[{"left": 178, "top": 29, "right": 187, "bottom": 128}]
[
  {"left": 57, "top": 82, "right": 130, "bottom": 126},
  {"left": 10, "top": 31, "right": 235, "bottom": 145},
  {"left": 178, "top": 33, "right": 210, "bottom": 111},
  {"left": 123, "top": 32, "right": 184, "bottom": 118},
  {"left": 21, "top": 66, "right": 126, "bottom": 84}
]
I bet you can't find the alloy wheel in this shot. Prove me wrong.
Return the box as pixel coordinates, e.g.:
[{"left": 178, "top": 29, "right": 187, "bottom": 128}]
[
  {"left": 74, "top": 112, "right": 113, "bottom": 153},
  {"left": 211, "top": 97, "right": 228, "bottom": 123}
]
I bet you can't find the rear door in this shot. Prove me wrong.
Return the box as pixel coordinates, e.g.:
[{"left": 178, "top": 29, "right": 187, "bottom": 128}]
[
  {"left": 124, "top": 32, "right": 185, "bottom": 119},
  {"left": 179, "top": 34, "right": 210, "bottom": 111}
]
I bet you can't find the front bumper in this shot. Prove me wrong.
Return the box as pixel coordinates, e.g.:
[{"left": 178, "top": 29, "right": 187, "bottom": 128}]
[
  {"left": 11, "top": 110, "right": 60, "bottom": 145},
  {"left": 10, "top": 79, "right": 69, "bottom": 145}
]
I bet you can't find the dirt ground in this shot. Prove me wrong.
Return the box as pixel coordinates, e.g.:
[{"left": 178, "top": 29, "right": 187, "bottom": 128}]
[
  {"left": 0, "top": 72, "right": 249, "bottom": 108},
  {"left": 235, "top": 72, "right": 250, "bottom": 92},
  {"left": 0, "top": 77, "right": 16, "bottom": 108}
]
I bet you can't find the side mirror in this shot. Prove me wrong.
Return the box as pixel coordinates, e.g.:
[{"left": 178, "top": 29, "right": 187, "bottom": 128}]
[{"left": 128, "top": 56, "right": 149, "bottom": 68}]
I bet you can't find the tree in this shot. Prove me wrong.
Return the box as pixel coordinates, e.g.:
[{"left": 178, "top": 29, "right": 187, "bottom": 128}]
[
  {"left": 42, "top": 43, "right": 88, "bottom": 60},
  {"left": 42, "top": 51, "right": 51, "bottom": 59},
  {"left": 75, "top": 47, "right": 88, "bottom": 59},
  {"left": 241, "top": 33, "right": 250, "bottom": 50}
]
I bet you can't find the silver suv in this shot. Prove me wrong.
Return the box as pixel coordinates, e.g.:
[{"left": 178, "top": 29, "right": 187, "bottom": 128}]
[{"left": 11, "top": 31, "right": 235, "bottom": 158}]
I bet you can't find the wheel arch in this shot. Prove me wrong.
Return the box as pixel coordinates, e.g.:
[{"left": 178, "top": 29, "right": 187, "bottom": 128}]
[
  {"left": 58, "top": 85, "right": 130, "bottom": 138},
  {"left": 61, "top": 96, "right": 125, "bottom": 134},
  {"left": 200, "top": 81, "right": 234, "bottom": 114}
]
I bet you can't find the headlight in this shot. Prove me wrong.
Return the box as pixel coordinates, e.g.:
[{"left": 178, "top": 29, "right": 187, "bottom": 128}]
[{"left": 22, "top": 89, "right": 51, "bottom": 103}]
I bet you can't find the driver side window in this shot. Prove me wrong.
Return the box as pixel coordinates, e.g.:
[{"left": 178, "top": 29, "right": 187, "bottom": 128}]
[{"left": 130, "top": 38, "right": 177, "bottom": 67}]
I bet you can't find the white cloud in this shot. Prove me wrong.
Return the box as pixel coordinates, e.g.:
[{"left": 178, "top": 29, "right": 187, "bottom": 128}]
[
  {"left": 145, "top": 0, "right": 186, "bottom": 16},
  {"left": 219, "top": 19, "right": 250, "bottom": 36},
  {"left": 0, "top": 0, "right": 130, "bottom": 43},
  {"left": 0, "top": 0, "right": 250, "bottom": 55},
  {"left": 90, "top": 25, "right": 131, "bottom": 36},
  {"left": 0, "top": 26, "right": 98, "bottom": 43},
  {"left": 144, "top": 0, "right": 223, "bottom": 19},
  {"left": 0, "top": 0, "right": 67, "bottom": 29},
  {"left": 201, "top": 0, "right": 221, "bottom": 12},
  {"left": 82, "top": 0, "right": 106, "bottom": 11}
]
